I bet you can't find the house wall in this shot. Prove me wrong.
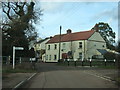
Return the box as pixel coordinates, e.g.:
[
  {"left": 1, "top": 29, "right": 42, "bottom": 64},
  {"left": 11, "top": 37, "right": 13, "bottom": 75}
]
[
  {"left": 45, "top": 40, "right": 86, "bottom": 62},
  {"left": 34, "top": 39, "right": 50, "bottom": 51},
  {"left": 45, "top": 32, "right": 107, "bottom": 62},
  {"left": 69, "top": 40, "right": 86, "bottom": 60},
  {"left": 86, "top": 32, "right": 106, "bottom": 59},
  {"left": 40, "top": 39, "right": 50, "bottom": 50},
  {"left": 45, "top": 42, "right": 71, "bottom": 62},
  {"left": 32, "top": 38, "right": 50, "bottom": 62}
]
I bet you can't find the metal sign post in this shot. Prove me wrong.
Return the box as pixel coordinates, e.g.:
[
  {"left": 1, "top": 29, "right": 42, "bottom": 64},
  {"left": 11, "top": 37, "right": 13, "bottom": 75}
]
[
  {"left": 13, "top": 46, "right": 24, "bottom": 69},
  {"left": 13, "top": 46, "right": 15, "bottom": 69}
]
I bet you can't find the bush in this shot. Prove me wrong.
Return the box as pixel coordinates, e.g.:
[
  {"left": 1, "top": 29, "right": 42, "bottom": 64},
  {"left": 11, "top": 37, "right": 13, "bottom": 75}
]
[{"left": 103, "top": 52, "right": 116, "bottom": 60}]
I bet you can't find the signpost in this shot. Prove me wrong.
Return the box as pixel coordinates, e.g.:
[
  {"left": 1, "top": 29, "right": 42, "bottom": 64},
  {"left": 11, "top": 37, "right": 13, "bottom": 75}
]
[{"left": 13, "top": 46, "right": 24, "bottom": 69}]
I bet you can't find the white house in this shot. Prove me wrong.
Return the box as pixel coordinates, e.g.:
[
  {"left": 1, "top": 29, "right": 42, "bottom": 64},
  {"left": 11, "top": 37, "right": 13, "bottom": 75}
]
[
  {"left": 45, "top": 29, "right": 107, "bottom": 62},
  {"left": 33, "top": 37, "right": 50, "bottom": 62}
]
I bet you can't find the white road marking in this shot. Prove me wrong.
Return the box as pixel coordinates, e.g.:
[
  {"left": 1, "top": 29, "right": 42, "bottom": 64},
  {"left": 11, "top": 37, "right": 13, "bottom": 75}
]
[
  {"left": 27, "top": 73, "right": 37, "bottom": 81},
  {"left": 14, "top": 80, "right": 25, "bottom": 89},
  {"left": 13, "top": 73, "right": 37, "bottom": 89},
  {"left": 83, "top": 71, "right": 113, "bottom": 82}
]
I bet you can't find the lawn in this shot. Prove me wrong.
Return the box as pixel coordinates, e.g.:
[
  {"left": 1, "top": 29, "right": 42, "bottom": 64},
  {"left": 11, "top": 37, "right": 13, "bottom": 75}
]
[{"left": 2, "top": 62, "right": 37, "bottom": 73}]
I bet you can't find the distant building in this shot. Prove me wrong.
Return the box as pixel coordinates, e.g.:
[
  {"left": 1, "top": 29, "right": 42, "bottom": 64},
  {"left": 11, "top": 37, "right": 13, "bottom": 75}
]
[
  {"left": 45, "top": 29, "right": 107, "bottom": 62},
  {"left": 33, "top": 37, "right": 50, "bottom": 62},
  {"left": 29, "top": 40, "right": 37, "bottom": 50},
  {"left": 29, "top": 37, "right": 42, "bottom": 49}
]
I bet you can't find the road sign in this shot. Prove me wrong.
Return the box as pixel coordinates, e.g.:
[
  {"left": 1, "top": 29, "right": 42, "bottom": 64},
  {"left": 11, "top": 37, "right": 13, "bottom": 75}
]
[
  {"left": 13, "top": 46, "right": 24, "bottom": 69},
  {"left": 15, "top": 47, "right": 24, "bottom": 50}
]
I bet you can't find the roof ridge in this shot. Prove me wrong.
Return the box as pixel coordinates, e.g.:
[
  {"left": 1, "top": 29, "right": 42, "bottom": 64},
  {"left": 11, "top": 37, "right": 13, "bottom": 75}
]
[
  {"left": 47, "top": 29, "right": 95, "bottom": 44},
  {"left": 56, "top": 30, "right": 94, "bottom": 36}
]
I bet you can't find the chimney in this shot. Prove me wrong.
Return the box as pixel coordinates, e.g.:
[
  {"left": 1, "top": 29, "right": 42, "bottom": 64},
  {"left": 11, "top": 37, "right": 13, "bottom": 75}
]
[
  {"left": 50, "top": 36, "right": 53, "bottom": 39},
  {"left": 67, "top": 29, "right": 72, "bottom": 34}
]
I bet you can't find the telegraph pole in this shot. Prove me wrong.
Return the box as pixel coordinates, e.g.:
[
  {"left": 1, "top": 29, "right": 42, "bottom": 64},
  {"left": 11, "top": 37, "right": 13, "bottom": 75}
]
[{"left": 58, "top": 26, "right": 62, "bottom": 62}]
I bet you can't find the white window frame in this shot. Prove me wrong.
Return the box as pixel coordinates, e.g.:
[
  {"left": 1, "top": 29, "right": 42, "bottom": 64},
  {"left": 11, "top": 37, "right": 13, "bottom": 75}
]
[
  {"left": 54, "top": 44, "right": 57, "bottom": 49},
  {"left": 79, "top": 42, "right": 82, "bottom": 48},
  {"left": 62, "top": 43, "right": 66, "bottom": 50},
  {"left": 49, "top": 55, "right": 51, "bottom": 60},
  {"left": 79, "top": 52, "right": 82, "bottom": 59},
  {"left": 46, "top": 55, "right": 48, "bottom": 60},
  {"left": 48, "top": 45, "right": 50, "bottom": 50}
]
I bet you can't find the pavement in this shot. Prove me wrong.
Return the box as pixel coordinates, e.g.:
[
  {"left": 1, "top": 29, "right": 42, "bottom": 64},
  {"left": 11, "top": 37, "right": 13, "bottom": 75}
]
[
  {"left": 21, "top": 63, "right": 119, "bottom": 88},
  {"left": 2, "top": 73, "right": 36, "bottom": 89}
]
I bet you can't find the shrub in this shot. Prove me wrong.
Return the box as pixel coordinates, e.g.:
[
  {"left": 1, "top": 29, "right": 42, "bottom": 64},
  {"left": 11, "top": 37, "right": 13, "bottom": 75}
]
[{"left": 103, "top": 52, "right": 116, "bottom": 60}]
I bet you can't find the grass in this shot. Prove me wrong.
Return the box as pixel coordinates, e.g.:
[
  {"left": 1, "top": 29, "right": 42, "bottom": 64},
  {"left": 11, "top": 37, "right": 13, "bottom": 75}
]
[
  {"left": 2, "top": 62, "right": 37, "bottom": 73},
  {"left": 2, "top": 68, "right": 37, "bottom": 73}
]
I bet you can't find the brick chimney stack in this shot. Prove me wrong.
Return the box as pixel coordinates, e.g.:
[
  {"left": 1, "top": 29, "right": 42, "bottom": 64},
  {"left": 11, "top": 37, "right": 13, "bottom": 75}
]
[
  {"left": 50, "top": 36, "right": 53, "bottom": 39},
  {"left": 67, "top": 29, "right": 72, "bottom": 34}
]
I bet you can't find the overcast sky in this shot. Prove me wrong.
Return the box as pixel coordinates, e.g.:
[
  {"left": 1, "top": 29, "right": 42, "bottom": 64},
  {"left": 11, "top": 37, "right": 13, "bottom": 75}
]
[{"left": 34, "top": 1, "right": 118, "bottom": 42}]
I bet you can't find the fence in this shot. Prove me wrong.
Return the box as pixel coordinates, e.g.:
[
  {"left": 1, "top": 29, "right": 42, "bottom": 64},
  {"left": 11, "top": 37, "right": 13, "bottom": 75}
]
[
  {"left": 59, "top": 59, "right": 117, "bottom": 67},
  {"left": 2, "top": 56, "right": 34, "bottom": 65},
  {"left": 2, "top": 56, "right": 37, "bottom": 70}
]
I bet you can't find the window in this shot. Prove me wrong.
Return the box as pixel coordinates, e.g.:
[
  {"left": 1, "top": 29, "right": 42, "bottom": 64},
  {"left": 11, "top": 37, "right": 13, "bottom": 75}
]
[
  {"left": 103, "top": 45, "right": 105, "bottom": 48},
  {"left": 46, "top": 55, "right": 48, "bottom": 60},
  {"left": 79, "top": 42, "right": 82, "bottom": 48},
  {"left": 49, "top": 55, "right": 51, "bottom": 60},
  {"left": 54, "top": 44, "right": 57, "bottom": 49},
  {"left": 79, "top": 53, "right": 82, "bottom": 59},
  {"left": 54, "top": 55, "right": 57, "bottom": 60},
  {"left": 62, "top": 43, "right": 66, "bottom": 49},
  {"left": 48, "top": 45, "right": 50, "bottom": 50}
]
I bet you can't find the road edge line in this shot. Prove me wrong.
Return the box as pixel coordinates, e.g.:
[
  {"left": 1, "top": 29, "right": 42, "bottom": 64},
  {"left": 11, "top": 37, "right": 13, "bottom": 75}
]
[{"left": 13, "top": 73, "right": 37, "bottom": 89}]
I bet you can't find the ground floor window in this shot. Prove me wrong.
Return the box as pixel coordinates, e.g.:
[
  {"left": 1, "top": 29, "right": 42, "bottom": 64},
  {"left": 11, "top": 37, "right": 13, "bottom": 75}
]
[
  {"left": 46, "top": 55, "right": 48, "bottom": 60},
  {"left": 49, "top": 55, "right": 51, "bottom": 60},
  {"left": 54, "top": 55, "right": 57, "bottom": 60},
  {"left": 79, "top": 52, "right": 82, "bottom": 59}
]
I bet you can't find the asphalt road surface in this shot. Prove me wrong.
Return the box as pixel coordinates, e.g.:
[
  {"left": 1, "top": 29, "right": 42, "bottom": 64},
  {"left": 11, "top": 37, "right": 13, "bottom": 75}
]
[{"left": 22, "top": 63, "right": 118, "bottom": 88}]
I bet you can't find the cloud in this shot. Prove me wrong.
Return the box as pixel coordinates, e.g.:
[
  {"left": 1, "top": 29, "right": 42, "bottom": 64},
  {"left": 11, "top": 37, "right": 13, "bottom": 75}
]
[
  {"left": 91, "top": 7, "right": 118, "bottom": 22},
  {"left": 40, "top": 2, "right": 63, "bottom": 13}
]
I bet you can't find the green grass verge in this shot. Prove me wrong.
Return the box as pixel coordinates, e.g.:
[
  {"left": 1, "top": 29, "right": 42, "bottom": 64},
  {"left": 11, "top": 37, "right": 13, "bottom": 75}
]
[
  {"left": 2, "top": 68, "right": 37, "bottom": 73},
  {"left": 2, "top": 62, "right": 38, "bottom": 73}
]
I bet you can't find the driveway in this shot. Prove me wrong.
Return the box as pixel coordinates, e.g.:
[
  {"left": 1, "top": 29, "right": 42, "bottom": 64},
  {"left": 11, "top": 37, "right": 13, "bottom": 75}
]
[{"left": 22, "top": 63, "right": 118, "bottom": 88}]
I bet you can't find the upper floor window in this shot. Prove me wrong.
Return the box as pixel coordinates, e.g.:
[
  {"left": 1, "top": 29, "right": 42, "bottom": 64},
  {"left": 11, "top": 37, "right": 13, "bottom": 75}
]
[
  {"left": 79, "top": 42, "right": 82, "bottom": 48},
  {"left": 103, "top": 45, "right": 105, "bottom": 48},
  {"left": 54, "top": 44, "right": 57, "bottom": 49},
  {"left": 62, "top": 43, "right": 66, "bottom": 49},
  {"left": 48, "top": 45, "right": 50, "bottom": 50}
]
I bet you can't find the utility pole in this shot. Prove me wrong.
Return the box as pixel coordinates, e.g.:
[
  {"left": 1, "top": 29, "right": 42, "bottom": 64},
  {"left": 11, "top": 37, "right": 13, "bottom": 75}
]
[{"left": 58, "top": 26, "right": 62, "bottom": 62}]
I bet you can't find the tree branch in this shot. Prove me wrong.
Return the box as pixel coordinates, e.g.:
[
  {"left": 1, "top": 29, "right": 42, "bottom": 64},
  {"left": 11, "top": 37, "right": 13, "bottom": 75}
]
[{"left": 2, "top": 2, "right": 13, "bottom": 21}]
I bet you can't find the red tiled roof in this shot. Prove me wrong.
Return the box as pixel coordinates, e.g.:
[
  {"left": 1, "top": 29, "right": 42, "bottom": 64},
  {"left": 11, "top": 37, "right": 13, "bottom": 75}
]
[{"left": 47, "top": 30, "right": 95, "bottom": 44}]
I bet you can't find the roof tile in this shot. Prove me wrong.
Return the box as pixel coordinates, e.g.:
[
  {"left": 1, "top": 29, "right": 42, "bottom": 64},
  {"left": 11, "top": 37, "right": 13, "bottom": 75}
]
[{"left": 47, "top": 30, "right": 95, "bottom": 44}]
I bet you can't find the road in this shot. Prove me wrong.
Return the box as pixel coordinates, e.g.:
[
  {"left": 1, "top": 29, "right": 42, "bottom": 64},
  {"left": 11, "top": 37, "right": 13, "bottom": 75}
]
[{"left": 22, "top": 63, "right": 118, "bottom": 88}]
